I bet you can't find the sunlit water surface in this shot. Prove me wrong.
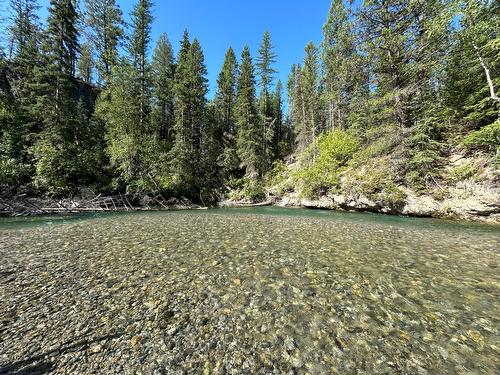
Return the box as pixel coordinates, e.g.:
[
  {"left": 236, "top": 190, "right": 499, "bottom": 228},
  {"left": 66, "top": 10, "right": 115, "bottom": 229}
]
[{"left": 0, "top": 208, "right": 498, "bottom": 374}]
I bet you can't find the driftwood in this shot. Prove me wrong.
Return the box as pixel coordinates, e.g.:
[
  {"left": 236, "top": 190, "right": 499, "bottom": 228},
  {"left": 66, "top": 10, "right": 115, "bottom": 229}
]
[
  {"left": 219, "top": 200, "right": 274, "bottom": 208},
  {"left": 0, "top": 192, "right": 206, "bottom": 217}
]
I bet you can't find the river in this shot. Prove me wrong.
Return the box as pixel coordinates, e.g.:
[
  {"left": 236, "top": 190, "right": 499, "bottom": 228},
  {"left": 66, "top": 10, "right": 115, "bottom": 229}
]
[{"left": 0, "top": 208, "right": 498, "bottom": 374}]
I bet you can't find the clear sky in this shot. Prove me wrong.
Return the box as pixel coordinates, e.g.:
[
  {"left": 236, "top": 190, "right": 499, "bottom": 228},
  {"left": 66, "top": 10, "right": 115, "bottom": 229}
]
[{"left": 24, "top": 0, "right": 337, "bottom": 98}]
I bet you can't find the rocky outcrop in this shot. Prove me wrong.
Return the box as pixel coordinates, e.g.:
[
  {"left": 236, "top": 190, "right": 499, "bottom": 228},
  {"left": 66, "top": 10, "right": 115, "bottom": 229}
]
[{"left": 273, "top": 185, "right": 500, "bottom": 223}]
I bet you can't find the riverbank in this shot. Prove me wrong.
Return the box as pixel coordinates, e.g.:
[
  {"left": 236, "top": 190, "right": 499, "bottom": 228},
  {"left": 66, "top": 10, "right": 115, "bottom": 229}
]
[
  {"left": 222, "top": 148, "right": 500, "bottom": 223},
  {"left": 0, "top": 193, "right": 205, "bottom": 217},
  {"left": 221, "top": 189, "right": 500, "bottom": 224}
]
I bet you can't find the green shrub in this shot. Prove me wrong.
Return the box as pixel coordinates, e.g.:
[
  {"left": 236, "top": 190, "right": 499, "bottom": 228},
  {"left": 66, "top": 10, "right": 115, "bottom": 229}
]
[
  {"left": 228, "top": 177, "right": 266, "bottom": 202},
  {"left": 448, "top": 162, "right": 482, "bottom": 183},
  {"left": 462, "top": 120, "right": 500, "bottom": 153},
  {"left": 294, "top": 130, "right": 358, "bottom": 197},
  {"left": 405, "top": 116, "right": 448, "bottom": 189}
]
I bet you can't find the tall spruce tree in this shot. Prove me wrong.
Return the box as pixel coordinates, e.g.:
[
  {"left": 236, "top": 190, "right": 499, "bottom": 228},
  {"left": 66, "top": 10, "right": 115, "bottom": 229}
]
[
  {"left": 95, "top": 59, "right": 143, "bottom": 189},
  {"left": 83, "top": 0, "right": 124, "bottom": 83},
  {"left": 129, "top": 0, "right": 153, "bottom": 132},
  {"left": 171, "top": 32, "right": 208, "bottom": 195},
  {"left": 256, "top": 31, "right": 277, "bottom": 171},
  {"left": 357, "top": 0, "right": 414, "bottom": 128},
  {"left": 151, "top": 33, "right": 175, "bottom": 143},
  {"left": 77, "top": 42, "right": 93, "bottom": 83},
  {"left": 272, "top": 79, "right": 284, "bottom": 158},
  {"left": 295, "top": 42, "right": 320, "bottom": 151},
  {"left": 235, "top": 46, "right": 260, "bottom": 177},
  {"left": 30, "top": 0, "right": 82, "bottom": 193},
  {"left": 215, "top": 47, "right": 239, "bottom": 178},
  {"left": 1, "top": 0, "right": 41, "bottom": 182},
  {"left": 322, "top": 0, "right": 361, "bottom": 130},
  {"left": 8, "top": 0, "right": 40, "bottom": 58}
]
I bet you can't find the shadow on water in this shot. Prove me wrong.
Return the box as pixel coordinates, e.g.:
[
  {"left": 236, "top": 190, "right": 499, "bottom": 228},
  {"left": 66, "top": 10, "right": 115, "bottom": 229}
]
[{"left": 0, "top": 331, "right": 123, "bottom": 374}]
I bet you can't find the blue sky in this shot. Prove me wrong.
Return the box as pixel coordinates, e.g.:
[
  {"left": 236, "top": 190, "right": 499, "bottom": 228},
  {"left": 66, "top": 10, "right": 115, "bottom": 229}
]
[{"left": 10, "top": 0, "right": 337, "bottom": 98}]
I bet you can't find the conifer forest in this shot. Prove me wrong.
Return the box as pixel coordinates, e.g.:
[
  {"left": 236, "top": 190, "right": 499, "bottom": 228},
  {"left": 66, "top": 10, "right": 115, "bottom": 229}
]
[
  {"left": 1, "top": 2, "right": 500, "bottom": 374},
  {"left": 0, "top": 0, "right": 499, "bottom": 218}
]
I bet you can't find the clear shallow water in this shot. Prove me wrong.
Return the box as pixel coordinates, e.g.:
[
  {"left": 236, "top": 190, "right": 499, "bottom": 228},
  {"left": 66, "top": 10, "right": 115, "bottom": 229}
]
[{"left": 0, "top": 208, "right": 499, "bottom": 374}]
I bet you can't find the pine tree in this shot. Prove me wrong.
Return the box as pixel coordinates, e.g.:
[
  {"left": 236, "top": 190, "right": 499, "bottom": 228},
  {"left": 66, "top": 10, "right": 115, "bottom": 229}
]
[
  {"left": 8, "top": 0, "right": 40, "bottom": 58},
  {"left": 129, "top": 0, "right": 153, "bottom": 132},
  {"left": 171, "top": 32, "right": 208, "bottom": 194},
  {"left": 235, "top": 46, "right": 260, "bottom": 177},
  {"left": 201, "top": 101, "right": 224, "bottom": 199},
  {"left": 216, "top": 47, "right": 238, "bottom": 136},
  {"left": 256, "top": 31, "right": 277, "bottom": 171},
  {"left": 77, "top": 42, "right": 93, "bottom": 83},
  {"left": 30, "top": 0, "right": 82, "bottom": 193},
  {"left": 151, "top": 33, "right": 175, "bottom": 142},
  {"left": 357, "top": 0, "right": 415, "bottom": 128},
  {"left": 286, "top": 63, "right": 301, "bottom": 150},
  {"left": 272, "top": 80, "right": 284, "bottom": 158},
  {"left": 295, "top": 42, "right": 320, "bottom": 151},
  {"left": 1, "top": 0, "right": 41, "bottom": 180},
  {"left": 83, "top": 0, "right": 124, "bottom": 82},
  {"left": 215, "top": 47, "right": 239, "bottom": 178},
  {"left": 321, "top": 0, "right": 361, "bottom": 130},
  {"left": 357, "top": 0, "right": 452, "bottom": 129}
]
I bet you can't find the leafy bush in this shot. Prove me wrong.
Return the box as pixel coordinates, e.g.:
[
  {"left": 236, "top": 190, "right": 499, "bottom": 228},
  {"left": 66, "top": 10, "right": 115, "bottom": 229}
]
[
  {"left": 462, "top": 119, "right": 500, "bottom": 153},
  {"left": 448, "top": 162, "right": 482, "bottom": 183},
  {"left": 294, "top": 130, "right": 358, "bottom": 197},
  {"left": 228, "top": 177, "right": 266, "bottom": 202}
]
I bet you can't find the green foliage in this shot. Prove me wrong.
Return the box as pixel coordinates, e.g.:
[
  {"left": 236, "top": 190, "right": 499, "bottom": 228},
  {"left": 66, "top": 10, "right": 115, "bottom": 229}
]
[
  {"left": 235, "top": 46, "right": 261, "bottom": 177},
  {"left": 447, "top": 162, "right": 482, "bottom": 183},
  {"left": 462, "top": 119, "right": 500, "bottom": 154},
  {"left": 405, "top": 116, "right": 448, "bottom": 189},
  {"left": 294, "top": 130, "right": 358, "bottom": 196},
  {"left": 170, "top": 35, "right": 208, "bottom": 195},
  {"left": 151, "top": 33, "right": 175, "bottom": 142},
  {"left": 0, "top": 0, "right": 498, "bottom": 207},
  {"left": 352, "top": 125, "right": 402, "bottom": 162},
  {"left": 228, "top": 177, "right": 266, "bottom": 202},
  {"left": 83, "top": 0, "right": 124, "bottom": 81},
  {"left": 263, "top": 160, "right": 293, "bottom": 196},
  {"left": 215, "top": 47, "right": 240, "bottom": 179}
]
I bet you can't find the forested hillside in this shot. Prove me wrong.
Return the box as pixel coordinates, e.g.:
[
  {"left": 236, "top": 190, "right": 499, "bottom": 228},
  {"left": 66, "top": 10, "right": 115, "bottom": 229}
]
[{"left": 0, "top": 0, "right": 498, "bottom": 219}]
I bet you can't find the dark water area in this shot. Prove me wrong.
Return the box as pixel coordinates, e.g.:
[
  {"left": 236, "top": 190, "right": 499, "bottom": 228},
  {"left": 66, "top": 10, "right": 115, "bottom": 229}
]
[{"left": 0, "top": 208, "right": 499, "bottom": 373}]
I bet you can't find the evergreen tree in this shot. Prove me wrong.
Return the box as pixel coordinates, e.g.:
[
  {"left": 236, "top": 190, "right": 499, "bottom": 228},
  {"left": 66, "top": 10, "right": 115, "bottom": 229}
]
[
  {"left": 256, "top": 31, "right": 277, "bottom": 171},
  {"left": 8, "top": 0, "right": 40, "bottom": 58},
  {"left": 1, "top": 0, "right": 41, "bottom": 185},
  {"left": 215, "top": 47, "right": 239, "bottom": 178},
  {"left": 95, "top": 59, "right": 143, "bottom": 189},
  {"left": 295, "top": 42, "right": 320, "bottom": 151},
  {"left": 201, "top": 101, "right": 224, "bottom": 199},
  {"left": 129, "top": 0, "right": 153, "bottom": 132},
  {"left": 83, "top": 0, "right": 124, "bottom": 82},
  {"left": 235, "top": 46, "right": 260, "bottom": 177},
  {"left": 151, "top": 33, "right": 175, "bottom": 142},
  {"left": 77, "top": 42, "right": 93, "bottom": 83},
  {"left": 272, "top": 80, "right": 285, "bottom": 158},
  {"left": 286, "top": 63, "right": 301, "bottom": 151},
  {"left": 321, "top": 0, "right": 361, "bottom": 130},
  {"left": 171, "top": 32, "right": 208, "bottom": 194},
  {"left": 29, "top": 0, "right": 92, "bottom": 194}
]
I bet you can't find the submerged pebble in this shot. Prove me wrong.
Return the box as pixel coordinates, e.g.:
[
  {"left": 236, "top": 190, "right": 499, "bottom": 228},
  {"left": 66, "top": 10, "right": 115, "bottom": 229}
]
[{"left": 0, "top": 210, "right": 498, "bottom": 374}]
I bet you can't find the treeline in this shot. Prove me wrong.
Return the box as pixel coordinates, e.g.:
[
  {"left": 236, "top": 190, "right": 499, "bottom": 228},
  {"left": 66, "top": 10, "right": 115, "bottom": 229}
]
[{"left": 0, "top": 0, "right": 498, "bottom": 202}]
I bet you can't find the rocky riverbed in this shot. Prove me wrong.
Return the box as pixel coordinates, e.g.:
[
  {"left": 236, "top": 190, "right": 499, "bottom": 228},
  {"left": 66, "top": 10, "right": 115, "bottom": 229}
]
[{"left": 0, "top": 209, "right": 499, "bottom": 374}]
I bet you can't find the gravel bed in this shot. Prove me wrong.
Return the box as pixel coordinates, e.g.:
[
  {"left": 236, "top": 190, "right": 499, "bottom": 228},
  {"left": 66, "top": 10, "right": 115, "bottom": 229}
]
[{"left": 0, "top": 211, "right": 499, "bottom": 374}]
